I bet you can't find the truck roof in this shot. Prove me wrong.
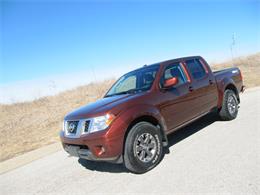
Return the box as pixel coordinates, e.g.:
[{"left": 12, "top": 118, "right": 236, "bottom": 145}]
[
  {"left": 155, "top": 55, "right": 203, "bottom": 66},
  {"left": 133, "top": 55, "right": 203, "bottom": 72}
]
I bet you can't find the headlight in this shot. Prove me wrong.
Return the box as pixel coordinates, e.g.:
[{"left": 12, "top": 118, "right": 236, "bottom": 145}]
[{"left": 89, "top": 113, "right": 115, "bottom": 133}]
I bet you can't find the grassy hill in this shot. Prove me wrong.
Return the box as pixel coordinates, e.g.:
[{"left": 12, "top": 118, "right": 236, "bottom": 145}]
[
  {"left": 0, "top": 79, "right": 115, "bottom": 161},
  {"left": 211, "top": 52, "right": 260, "bottom": 88},
  {"left": 0, "top": 53, "right": 259, "bottom": 162}
]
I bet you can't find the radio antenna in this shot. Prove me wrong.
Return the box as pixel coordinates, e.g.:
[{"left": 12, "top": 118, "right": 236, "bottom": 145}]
[{"left": 230, "top": 32, "right": 236, "bottom": 65}]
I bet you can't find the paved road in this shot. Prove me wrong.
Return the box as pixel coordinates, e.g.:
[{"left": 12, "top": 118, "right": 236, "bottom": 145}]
[{"left": 1, "top": 88, "right": 259, "bottom": 195}]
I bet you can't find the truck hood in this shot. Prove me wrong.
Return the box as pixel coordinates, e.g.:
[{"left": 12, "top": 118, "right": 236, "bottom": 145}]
[{"left": 64, "top": 93, "right": 142, "bottom": 120}]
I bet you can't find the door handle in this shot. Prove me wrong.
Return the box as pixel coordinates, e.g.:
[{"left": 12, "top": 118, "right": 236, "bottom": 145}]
[
  {"left": 189, "top": 86, "right": 194, "bottom": 92},
  {"left": 209, "top": 79, "right": 213, "bottom": 85}
]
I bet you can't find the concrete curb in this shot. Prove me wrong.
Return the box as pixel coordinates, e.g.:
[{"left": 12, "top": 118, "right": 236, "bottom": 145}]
[{"left": 0, "top": 142, "right": 62, "bottom": 175}]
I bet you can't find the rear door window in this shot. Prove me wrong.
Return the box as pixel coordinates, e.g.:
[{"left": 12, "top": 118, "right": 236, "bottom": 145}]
[{"left": 185, "top": 59, "right": 206, "bottom": 80}]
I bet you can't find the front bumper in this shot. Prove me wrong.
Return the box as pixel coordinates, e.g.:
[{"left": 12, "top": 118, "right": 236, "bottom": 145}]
[
  {"left": 60, "top": 125, "right": 125, "bottom": 163},
  {"left": 62, "top": 143, "right": 122, "bottom": 163}
]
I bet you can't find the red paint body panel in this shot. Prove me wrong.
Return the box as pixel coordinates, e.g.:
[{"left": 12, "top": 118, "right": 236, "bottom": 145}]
[{"left": 60, "top": 56, "right": 244, "bottom": 160}]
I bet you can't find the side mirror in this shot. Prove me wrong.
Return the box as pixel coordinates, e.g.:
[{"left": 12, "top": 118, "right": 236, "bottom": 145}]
[{"left": 163, "top": 77, "right": 178, "bottom": 88}]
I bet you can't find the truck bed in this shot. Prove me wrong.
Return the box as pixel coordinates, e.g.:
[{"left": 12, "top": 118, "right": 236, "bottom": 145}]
[
  {"left": 213, "top": 67, "right": 239, "bottom": 75},
  {"left": 213, "top": 67, "right": 244, "bottom": 94}
]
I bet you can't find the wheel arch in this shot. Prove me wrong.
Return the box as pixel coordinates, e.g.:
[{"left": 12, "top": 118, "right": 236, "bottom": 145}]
[
  {"left": 218, "top": 78, "right": 240, "bottom": 108},
  {"left": 225, "top": 83, "right": 240, "bottom": 103},
  {"left": 122, "top": 115, "right": 168, "bottom": 155}
]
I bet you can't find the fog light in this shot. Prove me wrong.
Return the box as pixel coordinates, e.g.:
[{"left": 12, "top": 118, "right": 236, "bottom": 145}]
[{"left": 95, "top": 145, "right": 105, "bottom": 155}]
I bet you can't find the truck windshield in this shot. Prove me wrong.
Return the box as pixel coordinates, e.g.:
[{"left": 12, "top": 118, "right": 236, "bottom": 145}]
[{"left": 105, "top": 65, "right": 159, "bottom": 97}]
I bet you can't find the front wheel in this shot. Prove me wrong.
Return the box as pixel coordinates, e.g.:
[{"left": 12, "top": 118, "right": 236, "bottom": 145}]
[
  {"left": 219, "top": 89, "right": 239, "bottom": 120},
  {"left": 123, "top": 122, "right": 163, "bottom": 174}
]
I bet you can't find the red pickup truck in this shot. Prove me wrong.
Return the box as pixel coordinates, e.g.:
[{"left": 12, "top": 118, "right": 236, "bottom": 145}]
[{"left": 60, "top": 56, "right": 244, "bottom": 173}]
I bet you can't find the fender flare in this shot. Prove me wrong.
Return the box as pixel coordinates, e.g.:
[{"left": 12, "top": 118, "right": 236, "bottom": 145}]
[
  {"left": 217, "top": 77, "right": 239, "bottom": 108},
  {"left": 119, "top": 104, "right": 169, "bottom": 147}
]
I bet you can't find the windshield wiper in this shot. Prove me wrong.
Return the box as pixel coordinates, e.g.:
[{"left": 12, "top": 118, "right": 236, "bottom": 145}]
[{"left": 105, "top": 88, "right": 146, "bottom": 98}]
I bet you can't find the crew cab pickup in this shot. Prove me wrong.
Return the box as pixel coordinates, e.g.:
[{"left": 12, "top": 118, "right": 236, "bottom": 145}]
[{"left": 60, "top": 56, "right": 244, "bottom": 173}]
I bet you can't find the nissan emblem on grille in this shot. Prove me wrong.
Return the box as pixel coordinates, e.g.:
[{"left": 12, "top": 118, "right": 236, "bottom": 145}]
[{"left": 68, "top": 122, "right": 76, "bottom": 133}]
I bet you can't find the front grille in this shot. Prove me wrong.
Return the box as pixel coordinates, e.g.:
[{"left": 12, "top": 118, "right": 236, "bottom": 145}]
[
  {"left": 66, "top": 121, "right": 79, "bottom": 134},
  {"left": 84, "top": 120, "right": 90, "bottom": 133}
]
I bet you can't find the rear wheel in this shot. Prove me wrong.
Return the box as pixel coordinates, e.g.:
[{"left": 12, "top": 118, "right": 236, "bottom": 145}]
[
  {"left": 123, "top": 122, "right": 163, "bottom": 174},
  {"left": 219, "top": 89, "right": 238, "bottom": 120}
]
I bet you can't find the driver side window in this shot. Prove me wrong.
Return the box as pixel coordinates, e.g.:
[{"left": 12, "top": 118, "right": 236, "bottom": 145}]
[{"left": 163, "top": 63, "right": 187, "bottom": 86}]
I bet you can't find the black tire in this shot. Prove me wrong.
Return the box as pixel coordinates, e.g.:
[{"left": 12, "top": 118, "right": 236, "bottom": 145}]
[
  {"left": 123, "top": 122, "right": 163, "bottom": 174},
  {"left": 219, "top": 89, "right": 239, "bottom": 120}
]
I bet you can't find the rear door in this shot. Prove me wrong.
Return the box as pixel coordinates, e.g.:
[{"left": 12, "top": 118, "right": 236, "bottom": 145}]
[{"left": 184, "top": 58, "right": 218, "bottom": 116}]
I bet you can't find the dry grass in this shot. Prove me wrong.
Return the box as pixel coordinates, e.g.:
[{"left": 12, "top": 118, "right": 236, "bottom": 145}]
[
  {"left": 0, "top": 53, "right": 259, "bottom": 162},
  {"left": 211, "top": 52, "right": 260, "bottom": 88},
  {"left": 0, "top": 79, "right": 115, "bottom": 162}
]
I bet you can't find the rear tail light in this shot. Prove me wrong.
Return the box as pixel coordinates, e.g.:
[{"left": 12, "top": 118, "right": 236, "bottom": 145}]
[{"left": 239, "top": 70, "right": 243, "bottom": 80}]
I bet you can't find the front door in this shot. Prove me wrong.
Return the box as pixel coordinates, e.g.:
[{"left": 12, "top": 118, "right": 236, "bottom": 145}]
[{"left": 158, "top": 62, "right": 197, "bottom": 132}]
